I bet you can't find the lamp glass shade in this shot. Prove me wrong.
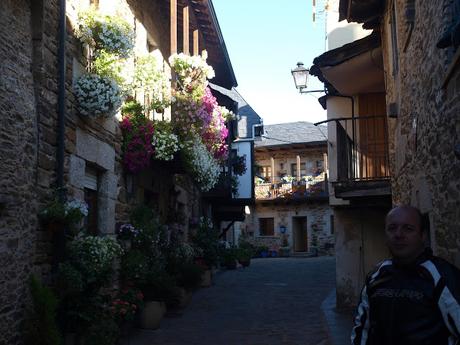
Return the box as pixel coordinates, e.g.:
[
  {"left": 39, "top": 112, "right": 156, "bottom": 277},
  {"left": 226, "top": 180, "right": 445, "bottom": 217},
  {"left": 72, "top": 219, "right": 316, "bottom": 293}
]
[{"left": 291, "top": 62, "right": 309, "bottom": 89}]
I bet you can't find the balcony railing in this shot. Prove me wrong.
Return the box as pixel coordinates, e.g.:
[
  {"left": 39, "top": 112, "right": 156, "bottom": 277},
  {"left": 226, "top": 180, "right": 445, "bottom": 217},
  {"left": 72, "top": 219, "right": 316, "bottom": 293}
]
[
  {"left": 255, "top": 174, "right": 327, "bottom": 200},
  {"left": 335, "top": 115, "right": 390, "bottom": 181}
]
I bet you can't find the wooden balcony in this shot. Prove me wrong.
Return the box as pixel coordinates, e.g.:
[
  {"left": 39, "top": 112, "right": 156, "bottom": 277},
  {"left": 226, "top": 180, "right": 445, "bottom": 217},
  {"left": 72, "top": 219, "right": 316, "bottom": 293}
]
[
  {"left": 255, "top": 175, "right": 327, "bottom": 201},
  {"left": 333, "top": 115, "right": 391, "bottom": 201}
]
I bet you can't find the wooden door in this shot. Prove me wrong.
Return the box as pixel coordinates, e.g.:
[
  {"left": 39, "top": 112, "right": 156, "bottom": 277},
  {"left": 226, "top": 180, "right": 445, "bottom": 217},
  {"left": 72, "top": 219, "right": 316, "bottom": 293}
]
[{"left": 358, "top": 93, "right": 389, "bottom": 179}]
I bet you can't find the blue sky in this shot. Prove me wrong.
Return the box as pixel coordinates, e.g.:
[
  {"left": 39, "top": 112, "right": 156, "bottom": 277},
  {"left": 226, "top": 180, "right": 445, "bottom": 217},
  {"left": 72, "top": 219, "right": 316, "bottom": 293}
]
[{"left": 213, "top": 0, "right": 328, "bottom": 125}]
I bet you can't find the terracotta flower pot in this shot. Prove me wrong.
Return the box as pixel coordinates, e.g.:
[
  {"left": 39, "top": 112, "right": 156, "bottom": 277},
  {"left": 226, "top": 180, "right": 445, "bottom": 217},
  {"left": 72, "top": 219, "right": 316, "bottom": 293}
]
[{"left": 139, "top": 301, "right": 166, "bottom": 330}]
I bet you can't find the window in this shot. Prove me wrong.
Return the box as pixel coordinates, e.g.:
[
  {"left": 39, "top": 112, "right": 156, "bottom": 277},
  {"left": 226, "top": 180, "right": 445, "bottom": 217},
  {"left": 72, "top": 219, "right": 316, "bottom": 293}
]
[
  {"left": 84, "top": 166, "right": 99, "bottom": 235},
  {"left": 259, "top": 218, "right": 274, "bottom": 236},
  {"left": 291, "top": 163, "right": 306, "bottom": 177},
  {"left": 261, "top": 166, "right": 272, "bottom": 181}
]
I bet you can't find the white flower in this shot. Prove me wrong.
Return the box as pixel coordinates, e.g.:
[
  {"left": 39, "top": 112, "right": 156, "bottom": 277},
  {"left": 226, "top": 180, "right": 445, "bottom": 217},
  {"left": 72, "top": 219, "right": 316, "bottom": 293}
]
[
  {"left": 183, "top": 137, "right": 221, "bottom": 191},
  {"left": 74, "top": 74, "right": 122, "bottom": 117},
  {"left": 65, "top": 199, "right": 89, "bottom": 217},
  {"left": 152, "top": 131, "right": 180, "bottom": 161},
  {"left": 76, "top": 10, "right": 134, "bottom": 58}
]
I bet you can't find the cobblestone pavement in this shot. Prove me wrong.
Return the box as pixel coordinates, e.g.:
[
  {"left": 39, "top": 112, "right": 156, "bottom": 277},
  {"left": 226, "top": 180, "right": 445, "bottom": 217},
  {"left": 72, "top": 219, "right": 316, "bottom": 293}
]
[{"left": 123, "top": 257, "right": 336, "bottom": 345}]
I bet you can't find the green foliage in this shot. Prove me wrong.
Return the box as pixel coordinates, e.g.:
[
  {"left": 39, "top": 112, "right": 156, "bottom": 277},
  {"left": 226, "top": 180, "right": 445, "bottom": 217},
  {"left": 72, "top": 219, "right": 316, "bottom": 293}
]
[
  {"left": 120, "top": 249, "right": 164, "bottom": 287},
  {"left": 56, "top": 262, "right": 85, "bottom": 296},
  {"left": 141, "top": 271, "right": 180, "bottom": 307},
  {"left": 255, "top": 245, "right": 269, "bottom": 257},
  {"left": 191, "top": 217, "right": 220, "bottom": 267},
  {"left": 220, "top": 247, "right": 238, "bottom": 269},
  {"left": 39, "top": 197, "right": 88, "bottom": 227},
  {"left": 175, "top": 262, "right": 205, "bottom": 291},
  {"left": 122, "top": 100, "right": 144, "bottom": 117},
  {"left": 23, "top": 276, "right": 61, "bottom": 345},
  {"left": 81, "top": 314, "right": 119, "bottom": 345},
  {"left": 38, "top": 198, "right": 66, "bottom": 223},
  {"left": 66, "top": 234, "right": 122, "bottom": 286},
  {"left": 76, "top": 8, "right": 135, "bottom": 58},
  {"left": 92, "top": 50, "right": 127, "bottom": 87},
  {"left": 236, "top": 247, "right": 253, "bottom": 262}
]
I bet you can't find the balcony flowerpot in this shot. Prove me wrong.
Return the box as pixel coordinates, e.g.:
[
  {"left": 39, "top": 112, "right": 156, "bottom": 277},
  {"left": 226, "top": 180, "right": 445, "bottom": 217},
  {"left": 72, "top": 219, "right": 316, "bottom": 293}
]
[
  {"left": 200, "top": 269, "right": 212, "bottom": 287},
  {"left": 139, "top": 301, "right": 166, "bottom": 330}
]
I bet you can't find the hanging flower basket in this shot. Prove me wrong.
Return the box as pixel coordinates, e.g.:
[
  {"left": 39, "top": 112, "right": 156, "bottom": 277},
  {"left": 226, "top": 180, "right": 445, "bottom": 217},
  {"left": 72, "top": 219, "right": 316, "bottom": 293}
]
[
  {"left": 75, "top": 9, "right": 135, "bottom": 58},
  {"left": 74, "top": 74, "right": 122, "bottom": 117}
]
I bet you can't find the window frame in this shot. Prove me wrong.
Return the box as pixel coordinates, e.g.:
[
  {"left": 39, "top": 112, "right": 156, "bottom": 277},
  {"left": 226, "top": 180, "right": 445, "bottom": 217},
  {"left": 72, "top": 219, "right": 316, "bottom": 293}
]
[{"left": 259, "top": 217, "right": 275, "bottom": 236}]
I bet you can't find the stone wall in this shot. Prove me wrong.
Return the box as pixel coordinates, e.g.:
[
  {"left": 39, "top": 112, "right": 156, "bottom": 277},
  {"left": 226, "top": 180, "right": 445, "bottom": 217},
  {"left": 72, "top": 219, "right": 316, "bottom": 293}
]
[
  {"left": 382, "top": 0, "right": 460, "bottom": 266},
  {"left": 0, "top": 1, "right": 185, "bottom": 343},
  {"left": 244, "top": 201, "right": 334, "bottom": 255},
  {"left": 0, "top": 0, "right": 46, "bottom": 343}
]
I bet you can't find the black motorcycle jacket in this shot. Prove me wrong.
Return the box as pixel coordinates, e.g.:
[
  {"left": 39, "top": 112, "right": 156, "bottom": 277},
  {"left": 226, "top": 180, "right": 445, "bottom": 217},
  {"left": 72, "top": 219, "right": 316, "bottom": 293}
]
[{"left": 351, "top": 249, "right": 460, "bottom": 345}]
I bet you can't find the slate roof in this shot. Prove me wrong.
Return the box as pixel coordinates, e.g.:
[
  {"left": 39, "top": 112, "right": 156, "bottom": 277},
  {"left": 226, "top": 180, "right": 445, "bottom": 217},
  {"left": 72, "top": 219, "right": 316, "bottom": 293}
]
[
  {"left": 255, "top": 121, "right": 327, "bottom": 148},
  {"left": 208, "top": 83, "right": 262, "bottom": 139}
]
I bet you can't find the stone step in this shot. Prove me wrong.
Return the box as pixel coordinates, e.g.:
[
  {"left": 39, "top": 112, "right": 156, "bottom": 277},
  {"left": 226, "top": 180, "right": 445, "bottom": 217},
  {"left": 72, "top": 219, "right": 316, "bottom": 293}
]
[{"left": 290, "top": 251, "right": 318, "bottom": 258}]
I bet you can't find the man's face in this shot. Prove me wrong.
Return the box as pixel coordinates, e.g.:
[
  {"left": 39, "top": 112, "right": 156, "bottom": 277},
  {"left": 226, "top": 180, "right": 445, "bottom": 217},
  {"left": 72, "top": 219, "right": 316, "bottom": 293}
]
[{"left": 385, "top": 207, "right": 426, "bottom": 263}]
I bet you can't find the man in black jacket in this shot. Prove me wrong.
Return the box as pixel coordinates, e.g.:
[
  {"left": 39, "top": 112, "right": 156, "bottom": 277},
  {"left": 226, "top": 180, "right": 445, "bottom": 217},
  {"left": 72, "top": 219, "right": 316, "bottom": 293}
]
[{"left": 351, "top": 206, "right": 460, "bottom": 345}]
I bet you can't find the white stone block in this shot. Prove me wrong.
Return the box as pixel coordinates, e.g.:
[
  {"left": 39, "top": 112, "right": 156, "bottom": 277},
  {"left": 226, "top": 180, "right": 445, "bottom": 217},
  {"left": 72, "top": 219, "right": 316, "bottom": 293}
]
[
  {"left": 76, "top": 129, "right": 115, "bottom": 171},
  {"left": 69, "top": 154, "right": 85, "bottom": 189}
]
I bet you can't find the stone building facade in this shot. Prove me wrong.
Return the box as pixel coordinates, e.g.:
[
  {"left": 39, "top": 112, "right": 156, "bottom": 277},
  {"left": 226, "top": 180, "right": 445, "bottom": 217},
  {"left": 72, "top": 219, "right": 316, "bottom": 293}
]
[
  {"left": 0, "top": 1, "right": 43, "bottom": 342},
  {"left": 309, "top": 0, "right": 460, "bottom": 308},
  {"left": 242, "top": 122, "right": 334, "bottom": 255},
  {"left": 0, "top": 1, "right": 238, "bottom": 343},
  {"left": 381, "top": 0, "right": 460, "bottom": 266}
]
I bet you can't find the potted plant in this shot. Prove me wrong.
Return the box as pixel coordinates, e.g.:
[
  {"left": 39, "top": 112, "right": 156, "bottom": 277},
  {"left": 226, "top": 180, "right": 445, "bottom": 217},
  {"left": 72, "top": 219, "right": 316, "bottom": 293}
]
[
  {"left": 236, "top": 247, "right": 253, "bottom": 267},
  {"left": 56, "top": 233, "right": 122, "bottom": 342},
  {"left": 220, "top": 247, "right": 238, "bottom": 270},
  {"left": 23, "top": 276, "right": 61, "bottom": 345},
  {"left": 39, "top": 198, "right": 88, "bottom": 234},
  {"left": 116, "top": 223, "right": 139, "bottom": 251},
  {"left": 256, "top": 245, "right": 269, "bottom": 258}
]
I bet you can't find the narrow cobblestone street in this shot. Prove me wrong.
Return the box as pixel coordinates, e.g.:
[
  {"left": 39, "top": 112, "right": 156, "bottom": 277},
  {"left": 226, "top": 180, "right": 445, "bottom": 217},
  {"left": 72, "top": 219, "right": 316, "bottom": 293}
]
[{"left": 123, "top": 257, "right": 336, "bottom": 345}]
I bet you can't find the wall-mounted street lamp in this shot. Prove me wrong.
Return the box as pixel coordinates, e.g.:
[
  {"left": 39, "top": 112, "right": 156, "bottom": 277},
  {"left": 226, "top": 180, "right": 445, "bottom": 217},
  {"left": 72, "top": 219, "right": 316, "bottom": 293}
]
[{"left": 291, "top": 62, "right": 324, "bottom": 94}]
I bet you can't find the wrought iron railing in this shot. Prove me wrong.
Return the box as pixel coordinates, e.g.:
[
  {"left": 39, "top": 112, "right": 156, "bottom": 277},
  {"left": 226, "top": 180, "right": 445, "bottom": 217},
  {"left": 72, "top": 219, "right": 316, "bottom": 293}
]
[{"left": 335, "top": 115, "right": 390, "bottom": 181}]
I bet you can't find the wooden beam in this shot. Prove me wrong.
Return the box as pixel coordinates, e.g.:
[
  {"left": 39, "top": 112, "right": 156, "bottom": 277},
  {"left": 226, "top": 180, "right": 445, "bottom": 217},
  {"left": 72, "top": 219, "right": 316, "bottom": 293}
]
[
  {"left": 183, "top": 6, "right": 190, "bottom": 55},
  {"left": 296, "top": 155, "right": 301, "bottom": 180},
  {"left": 170, "top": 0, "right": 177, "bottom": 55},
  {"left": 193, "top": 29, "right": 199, "bottom": 55},
  {"left": 270, "top": 157, "right": 275, "bottom": 183}
]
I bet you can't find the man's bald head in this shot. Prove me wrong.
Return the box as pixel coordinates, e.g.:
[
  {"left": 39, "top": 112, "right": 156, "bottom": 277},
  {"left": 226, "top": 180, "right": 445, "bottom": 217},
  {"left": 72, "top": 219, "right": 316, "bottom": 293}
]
[{"left": 386, "top": 206, "right": 423, "bottom": 233}]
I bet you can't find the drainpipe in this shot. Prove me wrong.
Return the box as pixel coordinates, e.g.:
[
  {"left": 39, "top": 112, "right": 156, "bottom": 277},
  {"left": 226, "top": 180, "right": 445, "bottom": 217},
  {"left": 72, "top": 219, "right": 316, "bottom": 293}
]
[{"left": 57, "top": 0, "right": 66, "bottom": 201}]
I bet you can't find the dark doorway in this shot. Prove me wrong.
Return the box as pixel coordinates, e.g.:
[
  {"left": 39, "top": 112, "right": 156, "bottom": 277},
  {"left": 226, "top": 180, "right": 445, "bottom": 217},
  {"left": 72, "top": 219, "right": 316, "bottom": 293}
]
[{"left": 293, "top": 216, "right": 308, "bottom": 252}]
